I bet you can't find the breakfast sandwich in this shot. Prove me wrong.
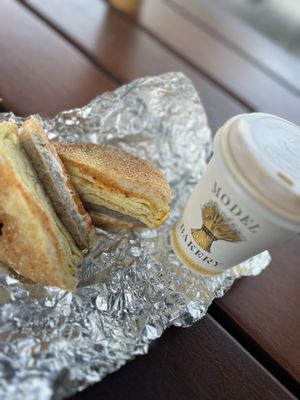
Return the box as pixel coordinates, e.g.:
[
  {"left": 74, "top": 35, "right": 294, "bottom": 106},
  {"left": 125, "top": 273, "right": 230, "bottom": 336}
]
[
  {"left": 0, "top": 121, "right": 82, "bottom": 290},
  {"left": 55, "top": 142, "right": 172, "bottom": 231},
  {"left": 21, "top": 116, "right": 95, "bottom": 250}
]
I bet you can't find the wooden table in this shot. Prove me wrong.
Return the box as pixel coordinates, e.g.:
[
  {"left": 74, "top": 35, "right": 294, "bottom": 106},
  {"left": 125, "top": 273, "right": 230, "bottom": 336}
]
[{"left": 1, "top": 1, "right": 299, "bottom": 398}]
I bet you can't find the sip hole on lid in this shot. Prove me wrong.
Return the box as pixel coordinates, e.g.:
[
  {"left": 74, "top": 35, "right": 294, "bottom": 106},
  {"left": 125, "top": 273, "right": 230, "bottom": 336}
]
[{"left": 277, "top": 171, "right": 294, "bottom": 187}]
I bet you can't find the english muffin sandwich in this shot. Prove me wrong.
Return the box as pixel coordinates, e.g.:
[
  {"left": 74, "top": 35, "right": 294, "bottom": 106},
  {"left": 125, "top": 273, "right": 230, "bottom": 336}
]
[
  {"left": 0, "top": 121, "right": 82, "bottom": 290},
  {"left": 55, "top": 142, "right": 172, "bottom": 231}
]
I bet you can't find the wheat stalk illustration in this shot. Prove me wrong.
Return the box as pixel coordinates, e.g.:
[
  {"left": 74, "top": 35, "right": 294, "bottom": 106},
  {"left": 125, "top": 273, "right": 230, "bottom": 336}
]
[{"left": 191, "top": 201, "right": 243, "bottom": 253}]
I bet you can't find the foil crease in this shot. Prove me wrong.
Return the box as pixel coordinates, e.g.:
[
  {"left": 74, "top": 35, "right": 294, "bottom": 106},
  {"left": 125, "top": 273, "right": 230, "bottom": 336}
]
[{"left": 0, "top": 73, "right": 271, "bottom": 400}]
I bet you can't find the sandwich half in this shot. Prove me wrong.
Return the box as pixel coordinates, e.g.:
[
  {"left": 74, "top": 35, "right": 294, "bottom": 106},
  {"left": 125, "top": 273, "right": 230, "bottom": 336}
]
[
  {"left": 55, "top": 142, "right": 172, "bottom": 230},
  {"left": 21, "top": 116, "right": 95, "bottom": 250},
  {"left": 0, "top": 121, "right": 82, "bottom": 290}
]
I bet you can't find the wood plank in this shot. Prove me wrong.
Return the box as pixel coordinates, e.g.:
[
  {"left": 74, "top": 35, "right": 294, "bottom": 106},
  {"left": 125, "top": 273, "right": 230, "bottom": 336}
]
[
  {"left": 23, "top": 0, "right": 249, "bottom": 133},
  {"left": 70, "top": 316, "right": 295, "bottom": 400},
  {"left": 145, "top": 2, "right": 300, "bottom": 384},
  {"left": 15, "top": 0, "right": 300, "bottom": 388},
  {"left": 170, "top": 0, "right": 300, "bottom": 95},
  {"left": 0, "top": 103, "right": 7, "bottom": 113},
  {"left": 5, "top": 0, "right": 300, "bottom": 392},
  {"left": 215, "top": 236, "right": 300, "bottom": 385},
  {"left": 126, "top": 0, "right": 300, "bottom": 124},
  {"left": 0, "top": 0, "right": 115, "bottom": 117}
]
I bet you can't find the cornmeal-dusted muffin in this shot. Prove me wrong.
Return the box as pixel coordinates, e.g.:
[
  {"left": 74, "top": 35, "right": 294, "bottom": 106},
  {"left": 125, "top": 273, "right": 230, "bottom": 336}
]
[
  {"left": 55, "top": 142, "right": 172, "bottom": 230},
  {"left": 0, "top": 121, "right": 82, "bottom": 290}
]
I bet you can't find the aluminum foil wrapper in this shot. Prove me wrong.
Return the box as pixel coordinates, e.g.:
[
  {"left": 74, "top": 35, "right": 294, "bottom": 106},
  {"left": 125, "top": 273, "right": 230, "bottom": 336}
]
[{"left": 0, "top": 72, "right": 271, "bottom": 400}]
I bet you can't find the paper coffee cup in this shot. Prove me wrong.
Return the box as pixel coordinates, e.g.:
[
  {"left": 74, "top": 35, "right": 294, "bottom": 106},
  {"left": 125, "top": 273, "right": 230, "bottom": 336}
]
[{"left": 172, "top": 113, "right": 300, "bottom": 275}]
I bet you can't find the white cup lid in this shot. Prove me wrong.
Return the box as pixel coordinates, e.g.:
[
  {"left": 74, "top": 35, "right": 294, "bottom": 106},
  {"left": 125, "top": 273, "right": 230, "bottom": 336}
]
[{"left": 225, "top": 113, "right": 300, "bottom": 225}]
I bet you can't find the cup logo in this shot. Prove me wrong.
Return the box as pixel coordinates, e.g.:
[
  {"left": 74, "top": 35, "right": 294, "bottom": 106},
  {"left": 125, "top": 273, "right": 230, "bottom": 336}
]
[{"left": 191, "top": 201, "right": 244, "bottom": 252}]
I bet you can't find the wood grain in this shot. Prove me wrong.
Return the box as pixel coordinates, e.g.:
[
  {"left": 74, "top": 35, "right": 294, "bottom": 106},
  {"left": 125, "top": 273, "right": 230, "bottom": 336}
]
[
  {"left": 24, "top": 0, "right": 300, "bottom": 386},
  {"left": 128, "top": 0, "right": 300, "bottom": 124},
  {"left": 170, "top": 0, "right": 300, "bottom": 95},
  {"left": 216, "top": 236, "right": 300, "bottom": 384},
  {"left": 1, "top": 0, "right": 299, "bottom": 396},
  {"left": 69, "top": 316, "right": 295, "bottom": 400},
  {"left": 0, "top": 0, "right": 115, "bottom": 117},
  {"left": 23, "top": 0, "right": 249, "bottom": 133}
]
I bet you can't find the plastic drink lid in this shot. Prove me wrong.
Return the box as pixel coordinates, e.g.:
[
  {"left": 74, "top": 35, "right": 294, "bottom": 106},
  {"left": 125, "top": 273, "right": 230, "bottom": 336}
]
[{"left": 215, "top": 113, "right": 300, "bottom": 227}]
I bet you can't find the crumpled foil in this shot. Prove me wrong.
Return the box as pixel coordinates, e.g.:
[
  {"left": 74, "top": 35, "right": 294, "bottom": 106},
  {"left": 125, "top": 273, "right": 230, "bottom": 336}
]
[{"left": 0, "top": 72, "right": 271, "bottom": 400}]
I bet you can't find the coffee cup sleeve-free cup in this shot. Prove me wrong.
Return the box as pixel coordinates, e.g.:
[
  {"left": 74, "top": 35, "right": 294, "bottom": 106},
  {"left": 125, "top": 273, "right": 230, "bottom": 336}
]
[{"left": 172, "top": 113, "right": 300, "bottom": 274}]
